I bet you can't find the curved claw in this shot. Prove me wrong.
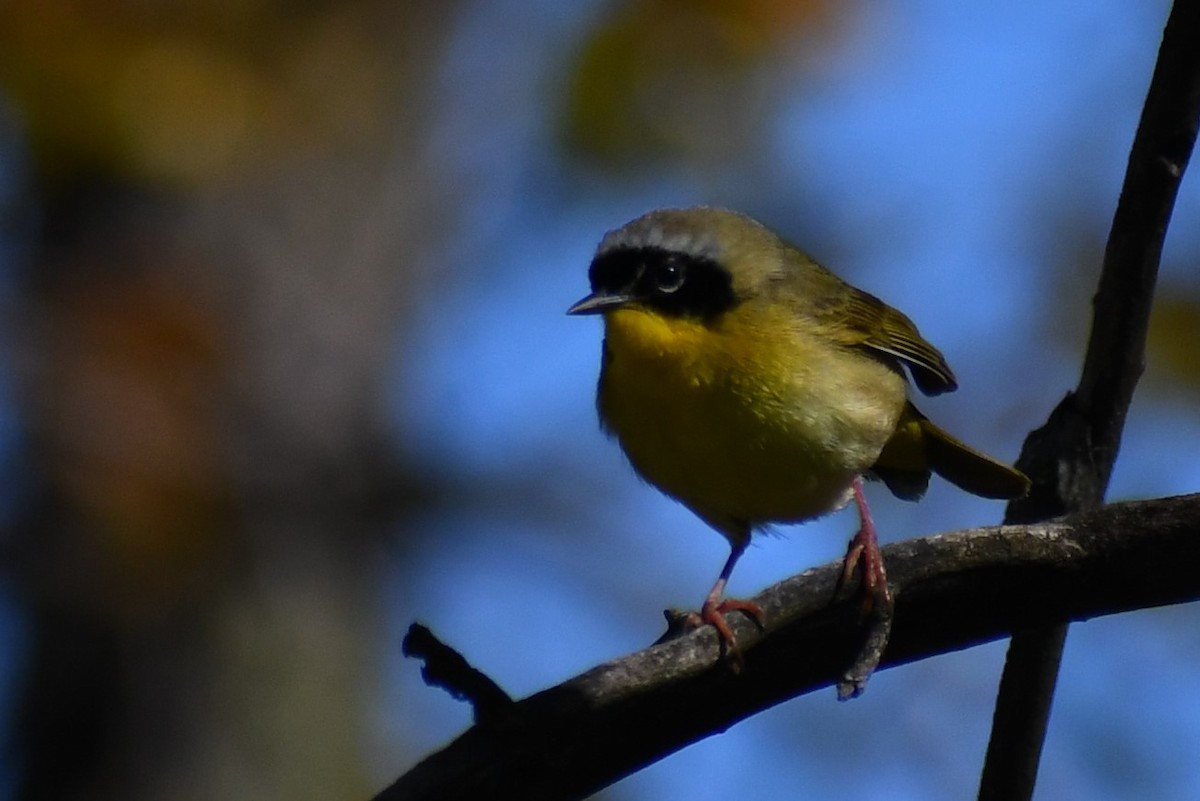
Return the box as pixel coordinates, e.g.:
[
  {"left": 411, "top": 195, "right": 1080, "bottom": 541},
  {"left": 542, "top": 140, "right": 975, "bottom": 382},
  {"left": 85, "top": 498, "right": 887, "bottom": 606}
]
[
  {"left": 837, "top": 477, "right": 893, "bottom": 615},
  {"left": 685, "top": 596, "right": 766, "bottom": 666},
  {"left": 700, "top": 597, "right": 765, "bottom": 646}
]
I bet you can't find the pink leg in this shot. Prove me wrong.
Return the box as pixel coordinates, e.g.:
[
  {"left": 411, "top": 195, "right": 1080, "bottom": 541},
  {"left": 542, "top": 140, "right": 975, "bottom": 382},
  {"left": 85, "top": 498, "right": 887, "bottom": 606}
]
[
  {"left": 839, "top": 477, "right": 892, "bottom": 611},
  {"left": 691, "top": 538, "right": 765, "bottom": 653}
]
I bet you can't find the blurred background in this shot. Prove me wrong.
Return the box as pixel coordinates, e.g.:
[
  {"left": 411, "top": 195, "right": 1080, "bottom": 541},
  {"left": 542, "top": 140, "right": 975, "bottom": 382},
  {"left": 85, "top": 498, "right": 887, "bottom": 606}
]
[{"left": 0, "top": 1, "right": 1197, "bottom": 799}]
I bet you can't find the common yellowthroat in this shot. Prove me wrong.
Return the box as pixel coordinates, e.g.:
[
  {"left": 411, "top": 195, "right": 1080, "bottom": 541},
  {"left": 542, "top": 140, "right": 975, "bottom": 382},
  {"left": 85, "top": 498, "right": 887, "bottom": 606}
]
[{"left": 568, "top": 206, "right": 1029, "bottom": 651}]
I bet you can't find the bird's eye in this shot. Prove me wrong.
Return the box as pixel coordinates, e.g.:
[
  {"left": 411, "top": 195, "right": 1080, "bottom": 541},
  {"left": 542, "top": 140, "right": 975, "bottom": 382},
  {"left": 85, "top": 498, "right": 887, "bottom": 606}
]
[{"left": 652, "top": 260, "right": 686, "bottom": 294}]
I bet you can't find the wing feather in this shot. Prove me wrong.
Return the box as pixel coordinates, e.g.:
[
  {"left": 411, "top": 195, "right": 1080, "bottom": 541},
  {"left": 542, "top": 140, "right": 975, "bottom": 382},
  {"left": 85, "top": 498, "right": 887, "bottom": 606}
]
[{"left": 775, "top": 248, "right": 958, "bottom": 396}]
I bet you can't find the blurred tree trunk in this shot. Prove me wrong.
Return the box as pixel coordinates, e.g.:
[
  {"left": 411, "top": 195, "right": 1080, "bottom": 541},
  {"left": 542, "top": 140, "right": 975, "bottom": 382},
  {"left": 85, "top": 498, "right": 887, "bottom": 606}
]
[{"left": 0, "top": 3, "right": 463, "bottom": 799}]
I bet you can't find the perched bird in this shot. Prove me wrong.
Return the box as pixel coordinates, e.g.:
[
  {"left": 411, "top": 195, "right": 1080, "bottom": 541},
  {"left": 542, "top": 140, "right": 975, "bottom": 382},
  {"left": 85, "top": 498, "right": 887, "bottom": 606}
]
[{"left": 568, "top": 206, "right": 1029, "bottom": 652}]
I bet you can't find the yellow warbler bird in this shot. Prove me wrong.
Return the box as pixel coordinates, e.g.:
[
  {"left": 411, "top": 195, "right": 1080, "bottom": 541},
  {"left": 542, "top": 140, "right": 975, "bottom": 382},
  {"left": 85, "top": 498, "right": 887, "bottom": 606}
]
[{"left": 568, "top": 206, "right": 1028, "bottom": 650}]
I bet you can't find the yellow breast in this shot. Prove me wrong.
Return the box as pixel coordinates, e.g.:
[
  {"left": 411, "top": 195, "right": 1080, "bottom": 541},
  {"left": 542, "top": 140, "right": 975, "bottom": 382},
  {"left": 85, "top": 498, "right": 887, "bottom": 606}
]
[{"left": 597, "top": 305, "right": 907, "bottom": 534}]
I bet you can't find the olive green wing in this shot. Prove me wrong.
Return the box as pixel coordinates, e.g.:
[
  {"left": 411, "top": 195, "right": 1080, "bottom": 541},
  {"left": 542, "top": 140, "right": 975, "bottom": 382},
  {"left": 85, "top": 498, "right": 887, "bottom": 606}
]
[
  {"left": 777, "top": 248, "right": 958, "bottom": 396},
  {"left": 841, "top": 290, "right": 957, "bottom": 395}
]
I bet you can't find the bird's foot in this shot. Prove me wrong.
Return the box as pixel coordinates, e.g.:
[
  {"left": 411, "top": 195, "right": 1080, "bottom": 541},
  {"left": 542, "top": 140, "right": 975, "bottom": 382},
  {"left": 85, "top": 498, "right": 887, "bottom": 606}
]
[
  {"left": 830, "top": 479, "right": 895, "bottom": 697},
  {"left": 839, "top": 531, "right": 892, "bottom": 613},
  {"left": 682, "top": 597, "right": 765, "bottom": 665},
  {"left": 836, "top": 478, "right": 893, "bottom": 615}
]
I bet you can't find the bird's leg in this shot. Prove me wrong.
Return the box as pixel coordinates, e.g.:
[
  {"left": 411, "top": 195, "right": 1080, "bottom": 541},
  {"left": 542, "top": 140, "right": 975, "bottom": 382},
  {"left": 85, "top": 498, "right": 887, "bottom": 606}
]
[
  {"left": 691, "top": 537, "right": 765, "bottom": 655},
  {"left": 838, "top": 476, "right": 892, "bottom": 612}
]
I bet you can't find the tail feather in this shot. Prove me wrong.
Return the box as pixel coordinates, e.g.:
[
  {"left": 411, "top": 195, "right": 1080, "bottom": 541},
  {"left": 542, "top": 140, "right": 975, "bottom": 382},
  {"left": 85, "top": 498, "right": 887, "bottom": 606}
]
[
  {"left": 872, "top": 402, "right": 1029, "bottom": 501},
  {"left": 920, "top": 417, "right": 1030, "bottom": 500}
]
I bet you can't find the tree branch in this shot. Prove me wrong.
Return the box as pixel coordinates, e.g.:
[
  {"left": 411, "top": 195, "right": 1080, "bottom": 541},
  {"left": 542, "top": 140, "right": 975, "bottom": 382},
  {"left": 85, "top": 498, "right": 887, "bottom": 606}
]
[
  {"left": 980, "top": 3, "right": 1200, "bottom": 797},
  {"left": 383, "top": 494, "right": 1200, "bottom": 801}
]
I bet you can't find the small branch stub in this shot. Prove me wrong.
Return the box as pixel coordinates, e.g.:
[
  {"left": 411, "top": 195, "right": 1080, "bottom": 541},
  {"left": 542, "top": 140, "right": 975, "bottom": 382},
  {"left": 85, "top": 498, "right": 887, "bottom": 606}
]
[{"left": 402, "top": 623, "right": 515, "bottom": 725}]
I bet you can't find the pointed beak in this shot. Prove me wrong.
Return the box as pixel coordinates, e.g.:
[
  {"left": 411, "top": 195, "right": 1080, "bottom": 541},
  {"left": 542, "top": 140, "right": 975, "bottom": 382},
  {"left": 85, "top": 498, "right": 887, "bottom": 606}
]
[{"left": 566, "top": 290, "right": 632, "bottom": 316}]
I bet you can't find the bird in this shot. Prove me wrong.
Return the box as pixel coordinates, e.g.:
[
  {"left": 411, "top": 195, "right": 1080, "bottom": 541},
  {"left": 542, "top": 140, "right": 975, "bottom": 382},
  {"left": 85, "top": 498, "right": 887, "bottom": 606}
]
[{"left": 567, "top": 206, "right": 1029, "bottom": 654}]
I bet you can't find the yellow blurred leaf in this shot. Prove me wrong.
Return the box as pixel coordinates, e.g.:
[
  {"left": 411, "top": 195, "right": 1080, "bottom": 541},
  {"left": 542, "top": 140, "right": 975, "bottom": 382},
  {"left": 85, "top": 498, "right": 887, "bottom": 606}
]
[
  {"left": 1147, "top": 292, "right": 1200, "bottom": 394},
  {"left": 560, "top": 0, "right": 844, "bottom": 167},
  {"left": 0, "top": 0, "right": 394, "bottom": 185}
]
